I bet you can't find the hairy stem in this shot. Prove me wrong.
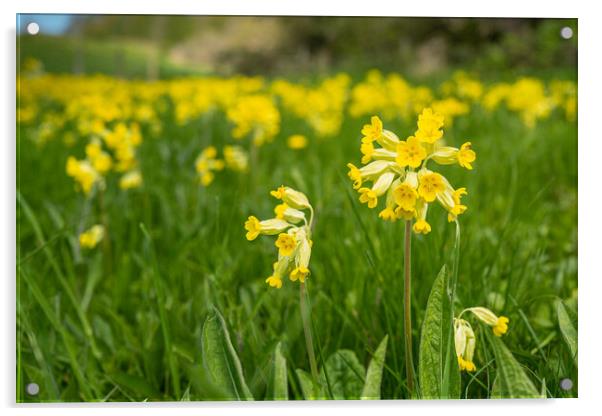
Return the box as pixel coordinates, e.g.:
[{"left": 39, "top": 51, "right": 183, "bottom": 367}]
[
  {"left": 300, "top": 282, "right": 320, "bottom": 384},
  {"left": 404, "top": 220, "right": 415, "bottom": 396}
]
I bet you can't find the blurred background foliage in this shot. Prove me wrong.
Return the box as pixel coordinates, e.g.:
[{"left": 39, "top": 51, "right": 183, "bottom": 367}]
[{"left": 18, "top": 15, "right": 577, "bottom": 80}]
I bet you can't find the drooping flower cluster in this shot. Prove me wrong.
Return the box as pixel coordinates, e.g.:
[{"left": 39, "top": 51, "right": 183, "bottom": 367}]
[
  {"left": 454, "top": 307, "right": 510, "bottom": 372},
  {"left": 347, "top": 110, "right": 476, "bottom": 234},
  {"left": 244, "top": 186, "right": 314, "bottom": 289}
]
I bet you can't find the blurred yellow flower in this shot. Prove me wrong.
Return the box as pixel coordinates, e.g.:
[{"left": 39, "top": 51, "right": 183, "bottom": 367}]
[
  {"left": 79, "top": 225, "right": 105, "bottom": 249},
  {"left": 66, "top": 156, "right": 102, "bottom": 196},
  {"left": 195, "top": 146, "right": 225, "bottom": 186},
  {"left": 287, "top": 134, "right": 308, "bottom": 150},
  {"left": 119, "top": 170, "right": 143, "bottom": 190}
]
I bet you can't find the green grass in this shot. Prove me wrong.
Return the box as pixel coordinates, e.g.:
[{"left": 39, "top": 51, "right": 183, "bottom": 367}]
[
  {"left": 17, "top": 34, "right": 202, "bottom": 79},
  {"left": 16, "top": 75, "right": 577, "bottom": 402}
]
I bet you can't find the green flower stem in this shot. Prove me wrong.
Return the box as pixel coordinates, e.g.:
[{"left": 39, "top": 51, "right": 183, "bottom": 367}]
[
  {"left": 404, "top": 220, "right": 416, "bottom": 396},
  {"left": 300, "top": 282, "right": 320, "bottom": 384}
]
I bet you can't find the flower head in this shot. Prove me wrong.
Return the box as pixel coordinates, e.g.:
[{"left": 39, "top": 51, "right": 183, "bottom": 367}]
[
  {"left": 346, "top": 111, "right": 475, "bottom": 234},
  {"left": 245, "top": 186, "right": 314, "bottom": 289}
]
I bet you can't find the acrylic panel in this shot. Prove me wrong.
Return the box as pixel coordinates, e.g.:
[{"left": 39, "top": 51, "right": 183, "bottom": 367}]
[{"left": 16, "top": 14, "right": 578, "bottom": 402}]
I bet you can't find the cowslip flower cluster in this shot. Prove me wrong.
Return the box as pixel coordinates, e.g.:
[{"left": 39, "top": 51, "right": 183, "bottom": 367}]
[
  {"left": 102, "top": 122, "right": 143, "bottom": 173},
  {"left": 454, "top": 307, "right": 510, "bottom": 372},
  {"left": 66, "top": 156, "right": 103, "bottom": 196},
  {"left": 347, "top": 110, "right": 476, "bottom": 234},
  {"left": 227, "top": 94, "right": 280, "bottom": 146},
  {"left": 195, "top": 146, "right": 225, "bottom": 186},
  {"left": 79, "top": 224, "right": 105, "bottom": 249},
  {"left": 119, "top": 170, "right": 143, "bottom": 190},
  {"left": 223, "top": 145, "right": 249, "bottom": 172},
  {"left": 244, "top": 186, "right": 314, "bottom": 289}
]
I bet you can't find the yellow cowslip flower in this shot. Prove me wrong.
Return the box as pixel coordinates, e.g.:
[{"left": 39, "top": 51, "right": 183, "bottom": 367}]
[
  {"left": 79, "top": 224, "right": 105, "bottom": 249},
  {"left": 464, "top": 307, "right": 510, "bottom": 337},
  {"left": 346, "top": 160, "right": 395, "bottom": 190},
  {"left": 359, "top": 188, "right": 378, "bottom": 209},
  {"left": 415, "top": 108, "right": 444, "bottom": 144},
  {"left": 270, "top": 186, "right": 311, "bottom": 210},
  {"left": 396, "top": 136, "right": 427, "bottom": 168},
  {"left": 287, "top": 134, "right": 308, "bottom": 150},
  {"left": 412, "top": 199, "right": 431, "bottom": 234},
  {"left": 417, "top": 171, "right": 445, "bottom": 202},
  {"left": 361, "top": 115, "right": 383, "bottom": 143},
  {"left": 266, "top": 275, "right": 283, "bottom": 289},
  {"left": 244, "top": 216, "right": 292, "bottom": 241},
  {"left": 195, "top": 146, "right": 225, "bottom": 186},
  {"left": 454, "top": 318, "right": 477, "bottom": 372},
  {"left": 358, "top": 171, "right": 396, "bottom": 209},
  {"left": 223, "top": 145, "right": 249, "bottom": 172},
  {"left": 446, "top": 188, "right": 468, "bottom": 222},
  {"left": 346, "top": 111, "right": 475, "bottom": 234},
  {"left": 393, "top": 183, "right": 418, "bottom": 212},
  {"left": 458, "top": 142, "right": 476, "bottom": 170},
  {"left": 245, "top": 186, "right": 314, "bottom": 289},
  {"left": 275, "top": 233, "right": 297, "bottom": 257},
  {"left": 266, "top": 260, "right": 288, "bottom": 289},
  {"left": 119, "top": 170, "right": 143, "bottom": 190},
  {"left": 66, "top": 156, "right": 102, "bottom": 196},
  {"left": 290, "top": 266, "right": 310, "bottom": 283},
  {"left": 429, "top": 141, "right": 477, "bottom": 171},
  {"left": 274, "top": 203, "right": 306, "bottom": 224},
  {"left": 360, "top": 141, "right": 375, "bottom": 164}
]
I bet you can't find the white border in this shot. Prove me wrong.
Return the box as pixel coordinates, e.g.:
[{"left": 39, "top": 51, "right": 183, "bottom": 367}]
[{"left": 3, "top": 1, "right": 600, "bottom": 415}]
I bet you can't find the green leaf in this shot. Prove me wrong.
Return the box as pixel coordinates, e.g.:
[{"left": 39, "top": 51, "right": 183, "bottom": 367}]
[
  {"left": 486, "top": 331, "right": 540, "bottom": 399},
  {"left": 361, "top": 335, "right": 388, "bottom": 400},
  {"left": 321, "top": 350, "right": 365, "bottom": 399},
  {"left": 200, "top": 308, "right": 253, "bottom": 400},
  {"left": 418, "top": 265, "right": 460, "bottom": 399},
  {"left": 273, "top": 342, "right": 288, "bottom": 400},
  {"left": 556, "top": 300, "right": 578, "bottom": 366},
  {"left": 295, "top": 369, "right": 318, "bottom": 400}
]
